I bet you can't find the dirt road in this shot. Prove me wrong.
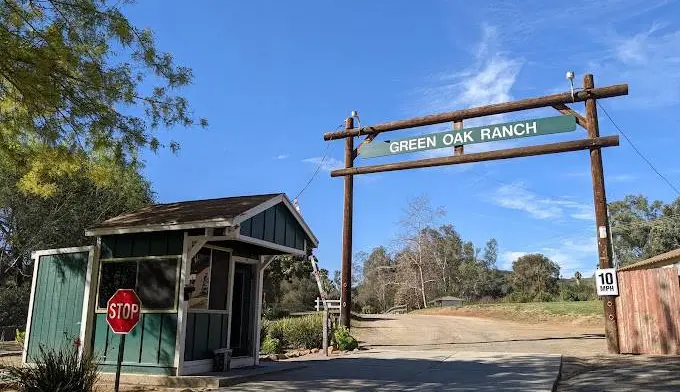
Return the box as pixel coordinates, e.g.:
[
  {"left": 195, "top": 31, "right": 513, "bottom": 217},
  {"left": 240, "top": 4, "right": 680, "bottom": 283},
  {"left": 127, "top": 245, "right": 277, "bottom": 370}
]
[{"left": 352, "top": 313, "right": 606, "bottom": 356}]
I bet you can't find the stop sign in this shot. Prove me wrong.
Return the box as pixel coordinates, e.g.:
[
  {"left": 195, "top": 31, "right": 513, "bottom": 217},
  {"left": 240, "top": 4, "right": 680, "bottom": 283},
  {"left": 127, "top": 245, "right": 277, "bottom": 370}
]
[{"left": 106, "top": 289, "right": 142, "bottom": 334}]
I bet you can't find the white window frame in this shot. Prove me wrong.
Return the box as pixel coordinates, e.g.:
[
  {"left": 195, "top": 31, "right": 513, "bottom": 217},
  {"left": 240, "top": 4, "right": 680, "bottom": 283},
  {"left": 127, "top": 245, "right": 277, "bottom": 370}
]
[{"left": 95, "top": 255, "right": 182, "bottom": 314}]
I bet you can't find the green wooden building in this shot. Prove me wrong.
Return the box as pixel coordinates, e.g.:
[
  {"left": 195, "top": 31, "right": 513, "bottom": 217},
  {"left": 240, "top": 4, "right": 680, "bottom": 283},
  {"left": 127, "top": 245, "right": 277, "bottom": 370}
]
[{"left": 22, "top": 193, "right": 318, "bottom": 376}]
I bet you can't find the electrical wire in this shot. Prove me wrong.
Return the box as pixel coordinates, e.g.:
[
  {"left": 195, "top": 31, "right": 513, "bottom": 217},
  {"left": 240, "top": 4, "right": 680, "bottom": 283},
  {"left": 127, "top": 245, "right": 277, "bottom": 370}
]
[
  {"left": 599, "top": 103, "right": 680, "bottom": 196},
  {"left": 293, "top": 124, "right": 344, "bottom": 201}
]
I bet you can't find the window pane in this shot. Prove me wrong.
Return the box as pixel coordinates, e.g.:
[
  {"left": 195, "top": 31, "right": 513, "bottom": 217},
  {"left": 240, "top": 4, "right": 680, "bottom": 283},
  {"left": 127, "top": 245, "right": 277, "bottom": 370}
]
[
  {"left": 137, "top": 259, "right": 178, "bottom": 310},
  {"left": 209, "top": 250, "right": 229, "bottom": 310},
  {"left": 188, "top": 249, "right": 211, "bottom": 310},
  {"left": 98, "top": 261, "right": 137, "bottom": 309}
]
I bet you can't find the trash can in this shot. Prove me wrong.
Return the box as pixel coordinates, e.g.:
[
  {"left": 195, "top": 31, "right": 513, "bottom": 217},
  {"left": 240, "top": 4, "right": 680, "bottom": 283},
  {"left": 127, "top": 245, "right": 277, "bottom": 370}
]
[{"left": 213, "top": 348, "right": 232, "bottom": 372}]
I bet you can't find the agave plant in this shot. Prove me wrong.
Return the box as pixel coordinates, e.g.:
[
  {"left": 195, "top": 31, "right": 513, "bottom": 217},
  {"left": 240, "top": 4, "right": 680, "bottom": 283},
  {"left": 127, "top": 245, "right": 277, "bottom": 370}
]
[{"left": 8, "top": 344, "right": 99, "bottom": 392}]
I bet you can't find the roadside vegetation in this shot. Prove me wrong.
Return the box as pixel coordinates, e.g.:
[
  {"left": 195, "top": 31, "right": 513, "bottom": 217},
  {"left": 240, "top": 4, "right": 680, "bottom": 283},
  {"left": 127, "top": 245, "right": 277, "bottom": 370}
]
[
  {"left": 415, "top": 300, "right": 602, "bottom": 325},
  {"left": 350, "top": 194, "right": 680, "bottom": 315}
]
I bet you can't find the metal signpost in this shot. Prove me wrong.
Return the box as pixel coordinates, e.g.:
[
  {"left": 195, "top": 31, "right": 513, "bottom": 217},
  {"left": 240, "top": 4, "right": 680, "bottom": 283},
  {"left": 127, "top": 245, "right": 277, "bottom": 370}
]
[
  {"left": 323, "top": 74, "right": 627, "bottom": 354},
  {"left": 106, "top": 289, "right": 142, "bottom": 392}
]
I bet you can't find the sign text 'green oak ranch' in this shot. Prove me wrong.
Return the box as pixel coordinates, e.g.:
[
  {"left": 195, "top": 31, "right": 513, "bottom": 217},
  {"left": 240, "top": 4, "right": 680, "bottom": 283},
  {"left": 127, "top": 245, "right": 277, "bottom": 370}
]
[{"left": 358, "top": 115, "right": 577, "bottom": 158}]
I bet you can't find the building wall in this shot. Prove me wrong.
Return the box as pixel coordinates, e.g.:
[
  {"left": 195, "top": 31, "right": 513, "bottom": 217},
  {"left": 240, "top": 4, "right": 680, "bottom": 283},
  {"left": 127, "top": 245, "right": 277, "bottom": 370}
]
[
  {"left": 93, "top": 231, "right": 184, "bottom": 375},
  {"left": 239, "top": 202, "right": 310, "bottom": 251}
]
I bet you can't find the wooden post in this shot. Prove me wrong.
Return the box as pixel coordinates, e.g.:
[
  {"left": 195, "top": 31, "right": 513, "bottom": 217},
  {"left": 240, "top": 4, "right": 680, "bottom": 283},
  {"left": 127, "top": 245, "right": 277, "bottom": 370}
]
[
  {"left": 323, "top": 308, "right": 329, "bottom": 356},
  {"left": 340, "top": 116, "right": 354, "bottom": 329},
  {"left": 584, "top": 73, "right": 620, "bottom": 354},
  {"left": 453, "top": 120, "right": 464, "bottom": 155}
]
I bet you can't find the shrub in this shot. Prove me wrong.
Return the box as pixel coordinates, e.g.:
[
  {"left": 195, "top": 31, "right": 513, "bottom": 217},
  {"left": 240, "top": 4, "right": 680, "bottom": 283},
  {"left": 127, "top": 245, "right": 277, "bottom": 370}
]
[
  {"left": 260, "top": 335, "right": 283, "bottom": 355},
  {"left": 262, "top": 314, "right": 323, "bottom": 350},
  {"left": 8, "top": 345, "right": 99, "bottom": 392},
  {"left": 361, "top": 305, "right": 374, "bottom": 314},
  {"left": 262, "top": 306, "right": 290, "bottom": 320},
  {"left": 334, "top": 326, "right": 358, "bottom": 351},
  {"left": 15, "top": 329, "right": 25, "bottom": 346}
]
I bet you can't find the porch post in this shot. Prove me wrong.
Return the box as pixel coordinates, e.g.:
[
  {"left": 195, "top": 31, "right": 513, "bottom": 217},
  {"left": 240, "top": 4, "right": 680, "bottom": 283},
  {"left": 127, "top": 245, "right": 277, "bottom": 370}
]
[
  {"left": 174, "top": 233, "right": 191, "bottom": 375},
  {"left": 253, "top": 257, "right": 266, "bottom": 365}
]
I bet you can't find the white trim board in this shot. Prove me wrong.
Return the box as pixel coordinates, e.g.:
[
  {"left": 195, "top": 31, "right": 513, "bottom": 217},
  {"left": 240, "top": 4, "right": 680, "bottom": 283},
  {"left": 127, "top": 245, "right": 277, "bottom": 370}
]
[
  {"left": 235, "top": 233, "right": 306, "bottom": 257},
  {"left": 85, "top": 220, "right": 234, "bottom": 237}
]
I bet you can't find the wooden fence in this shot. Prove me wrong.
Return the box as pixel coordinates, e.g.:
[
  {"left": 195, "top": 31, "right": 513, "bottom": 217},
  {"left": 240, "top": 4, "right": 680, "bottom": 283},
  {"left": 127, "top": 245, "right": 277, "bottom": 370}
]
[{"left": 616, "top": 268, "right": 680, "bottom": 354}]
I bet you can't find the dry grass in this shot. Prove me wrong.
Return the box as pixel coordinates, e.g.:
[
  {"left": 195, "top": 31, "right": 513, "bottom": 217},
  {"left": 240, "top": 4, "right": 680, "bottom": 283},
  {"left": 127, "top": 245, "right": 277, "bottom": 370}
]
[{"left": 415, "top": 301, "right": 604, "bottom": 327}]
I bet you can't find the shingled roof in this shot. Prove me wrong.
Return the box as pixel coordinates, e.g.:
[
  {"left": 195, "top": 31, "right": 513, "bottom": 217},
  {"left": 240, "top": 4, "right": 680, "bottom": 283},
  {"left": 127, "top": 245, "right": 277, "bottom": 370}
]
[
  {"left": 618, "top": 248, "right": 680, "bottom": 272},
  {"left": 87, "top": 193, "right": 281, "bottom": 234}
]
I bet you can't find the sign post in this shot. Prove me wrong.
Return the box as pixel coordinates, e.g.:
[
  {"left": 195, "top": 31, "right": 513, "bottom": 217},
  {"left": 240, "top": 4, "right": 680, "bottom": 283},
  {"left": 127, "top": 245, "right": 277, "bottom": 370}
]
[{"left": 106, "top": 289, "right": 142, "bottom": 392}]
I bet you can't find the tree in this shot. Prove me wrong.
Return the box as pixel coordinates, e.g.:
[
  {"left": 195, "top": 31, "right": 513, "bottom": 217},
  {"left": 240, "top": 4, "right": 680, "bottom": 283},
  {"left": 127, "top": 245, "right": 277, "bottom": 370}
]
[
  {"left": 355, "top": 246, "right": 397, "bottom": 313},
  {"left": 0, "top": 162, "right": 152, "bottom": 284},
  {"left": 0, "top": 0, "right": 207, "bottom": 196},
  {"left": 510, "top": 254, "right": 560, "bottom": 302},
  {"left": 397, "top": 195, "right": 444, "bottom": 308},
  {"left": 609, "top": 195, "right": 680, "bottom": 266}
]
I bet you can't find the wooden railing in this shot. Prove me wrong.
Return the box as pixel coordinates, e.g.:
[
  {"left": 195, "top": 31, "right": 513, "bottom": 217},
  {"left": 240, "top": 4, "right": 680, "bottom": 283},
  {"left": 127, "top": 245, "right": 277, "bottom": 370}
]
[
  {"left": 384, "top": 304, "right": 408, "bottom": 314},
  {"left": 314, "top": 298, "right": 341, "bottom": 312}
]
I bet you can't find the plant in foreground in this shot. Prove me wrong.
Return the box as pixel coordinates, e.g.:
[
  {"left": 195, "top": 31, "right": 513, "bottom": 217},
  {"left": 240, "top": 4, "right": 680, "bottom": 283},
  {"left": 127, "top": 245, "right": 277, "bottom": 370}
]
[{"left": 8, "top": 345, "right": 99, "bottom": 392}]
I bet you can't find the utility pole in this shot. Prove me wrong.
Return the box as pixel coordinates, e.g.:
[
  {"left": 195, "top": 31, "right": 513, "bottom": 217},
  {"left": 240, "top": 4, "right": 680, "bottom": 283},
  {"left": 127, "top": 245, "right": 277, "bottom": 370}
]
[
  {"left": 340, "top": 115, "right": 354, "bottom": 329},
  {"left": 454, "top": 120, "right": 464, "bottom": 155},
  {"left": 584, "top": 73, "right": 620, "bottom": 354}
]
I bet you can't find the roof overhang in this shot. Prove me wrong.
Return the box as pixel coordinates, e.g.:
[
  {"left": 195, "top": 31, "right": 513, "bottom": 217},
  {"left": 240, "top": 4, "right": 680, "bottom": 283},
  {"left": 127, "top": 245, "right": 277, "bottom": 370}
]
[
  {"left": 231, "top": 193, "right": 319, "bottom": 247},
  {"left": 85, "top": 194, "right": 319, "bottom": 249},
  {"left": 85, "top": 219, "right": 234, "bottom": 237}
]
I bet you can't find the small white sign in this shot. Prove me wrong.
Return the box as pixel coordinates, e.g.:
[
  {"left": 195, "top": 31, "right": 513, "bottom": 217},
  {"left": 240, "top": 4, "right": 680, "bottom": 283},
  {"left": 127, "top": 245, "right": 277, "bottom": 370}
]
[
  {"left": 595, "top": 268, "right": 619, "bottom": 296},
  {"left": 599, "top": 226, "right": 607, "bottom": 239}
]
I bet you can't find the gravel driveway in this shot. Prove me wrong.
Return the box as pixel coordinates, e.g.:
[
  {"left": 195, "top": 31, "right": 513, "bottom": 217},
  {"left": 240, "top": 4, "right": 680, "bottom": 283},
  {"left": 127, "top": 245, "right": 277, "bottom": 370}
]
[{"left": 352, "top": 313, "right": 606, "bottom": 356}]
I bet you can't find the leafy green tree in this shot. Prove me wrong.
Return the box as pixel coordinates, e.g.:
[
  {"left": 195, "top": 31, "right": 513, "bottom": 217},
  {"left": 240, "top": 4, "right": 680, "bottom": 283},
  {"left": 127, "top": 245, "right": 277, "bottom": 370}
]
[
  {"left": 0, "top": 0, "right": 206, "bottom": 195},
  {"left": 355, "top": 246, "right": 397, "bottom": 313},
  {"left": 609, "top": 195, "right": 680, "bottom": 266},
  {"left": 510, "top": 253, "right": 560, "bottom": 302},
  {"left": 0, "top": 163, "right": 152, "bottom": 284}
]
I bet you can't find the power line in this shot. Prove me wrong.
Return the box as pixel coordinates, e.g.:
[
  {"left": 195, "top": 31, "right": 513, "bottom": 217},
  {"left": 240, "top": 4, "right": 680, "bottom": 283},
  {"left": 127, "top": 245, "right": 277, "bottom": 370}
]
[
  {"left": 599, "top": 103, "right": 680, "bottom": 196},
  {"left": 293, "top": 124, "right": 344, "bottom": 201}
]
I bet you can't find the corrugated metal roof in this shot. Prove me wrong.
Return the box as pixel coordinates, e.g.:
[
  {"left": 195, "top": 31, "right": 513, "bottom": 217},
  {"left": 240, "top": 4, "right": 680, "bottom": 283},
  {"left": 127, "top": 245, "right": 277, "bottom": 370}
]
[
  {"left": 618, "top": 248, "right": 680, "bottom": 272},
  {"left": 89, "top": 193, "right": 281, "bottom": 231}
]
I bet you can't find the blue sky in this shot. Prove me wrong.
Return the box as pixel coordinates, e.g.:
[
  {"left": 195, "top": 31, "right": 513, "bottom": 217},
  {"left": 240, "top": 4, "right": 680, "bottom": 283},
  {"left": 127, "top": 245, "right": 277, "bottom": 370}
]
[{"left": 125, "top": 0, "right": 680, "bottom": 278}]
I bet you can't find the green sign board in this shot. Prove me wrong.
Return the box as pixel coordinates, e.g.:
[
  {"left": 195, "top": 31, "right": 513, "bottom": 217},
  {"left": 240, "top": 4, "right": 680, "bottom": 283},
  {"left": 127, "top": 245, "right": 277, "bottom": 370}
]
[{"left": 358, "top": 115, "right": 576, "bottom": 158}]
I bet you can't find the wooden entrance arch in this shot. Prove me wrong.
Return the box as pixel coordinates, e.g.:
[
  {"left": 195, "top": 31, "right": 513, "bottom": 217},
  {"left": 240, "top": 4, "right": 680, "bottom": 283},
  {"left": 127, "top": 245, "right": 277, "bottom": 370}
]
[{"left": 322, "top": 74, "right": 628, "bottom": 354}]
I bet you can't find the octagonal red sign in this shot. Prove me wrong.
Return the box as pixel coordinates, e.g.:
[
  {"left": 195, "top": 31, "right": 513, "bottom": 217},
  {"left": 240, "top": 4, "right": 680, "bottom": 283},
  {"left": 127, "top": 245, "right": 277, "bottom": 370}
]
[{"left": 106, "top": 289, "right": 142, "bottom": 334}]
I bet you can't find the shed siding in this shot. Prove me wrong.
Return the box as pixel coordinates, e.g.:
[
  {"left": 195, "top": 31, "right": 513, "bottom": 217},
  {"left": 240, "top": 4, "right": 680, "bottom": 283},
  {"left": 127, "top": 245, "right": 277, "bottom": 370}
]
[
  {"left": 239, "top": 203, "right": 309, "bottom": 250},
  {"left": 95, "top": 231, "right": 183, "bottom": 374},
  {"left": 101, "top": 231, "right": 183, "bottom": 259},
  {"left": 27, "top": 252, "right": 87, "bottom": 362},
  {"left": 91, "top": 313, "right": 177, "bottom": 374},
  {"left": 616, "top": 268, "right": 680, "bottom": 354},
  {"left": 183, "top": 312, "right": 229, "bottom": 361}
]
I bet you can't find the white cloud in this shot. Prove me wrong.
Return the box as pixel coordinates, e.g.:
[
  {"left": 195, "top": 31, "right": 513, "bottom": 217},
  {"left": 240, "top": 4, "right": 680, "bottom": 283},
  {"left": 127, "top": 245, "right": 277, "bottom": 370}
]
[
  {"left": 593, "top": 24, "right": 680, "bottom": 107},
  {"left": 499, "top": 251, "right": 528, "bottom": 270},
  {"left": 274, "top": 154, "right": 289, "bottom": 160},
  {"left": 417, "top": 26, "right": 523, "bottom": 120},
  {"left": 302, "top": 157, "right": 343, "bottom": 172},
  {"left": 491, "top": 182, "right": 593, "bottom": 221},
  {"left": 500, "top": 235, "right": 598, "bottom": 277},
  {"left": 608, "top": 174, "right": 638, "bottom": 183}
]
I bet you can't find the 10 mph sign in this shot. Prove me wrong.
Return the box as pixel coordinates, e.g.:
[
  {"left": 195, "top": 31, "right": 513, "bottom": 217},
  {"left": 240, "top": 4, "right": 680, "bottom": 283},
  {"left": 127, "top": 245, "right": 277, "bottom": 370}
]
[
  {"left": 595, "top": 268, "right": 619, "bottom": 296},
  {"left": 106, "top": 289, "right": 141, "bottom": 334}
]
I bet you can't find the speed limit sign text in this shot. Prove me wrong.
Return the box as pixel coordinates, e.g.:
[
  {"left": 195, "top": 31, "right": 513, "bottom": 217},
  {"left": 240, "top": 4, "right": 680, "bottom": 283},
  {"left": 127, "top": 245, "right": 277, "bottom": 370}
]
[{"left": 595, "top": 268, "right": 619, "bottom": 296}]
